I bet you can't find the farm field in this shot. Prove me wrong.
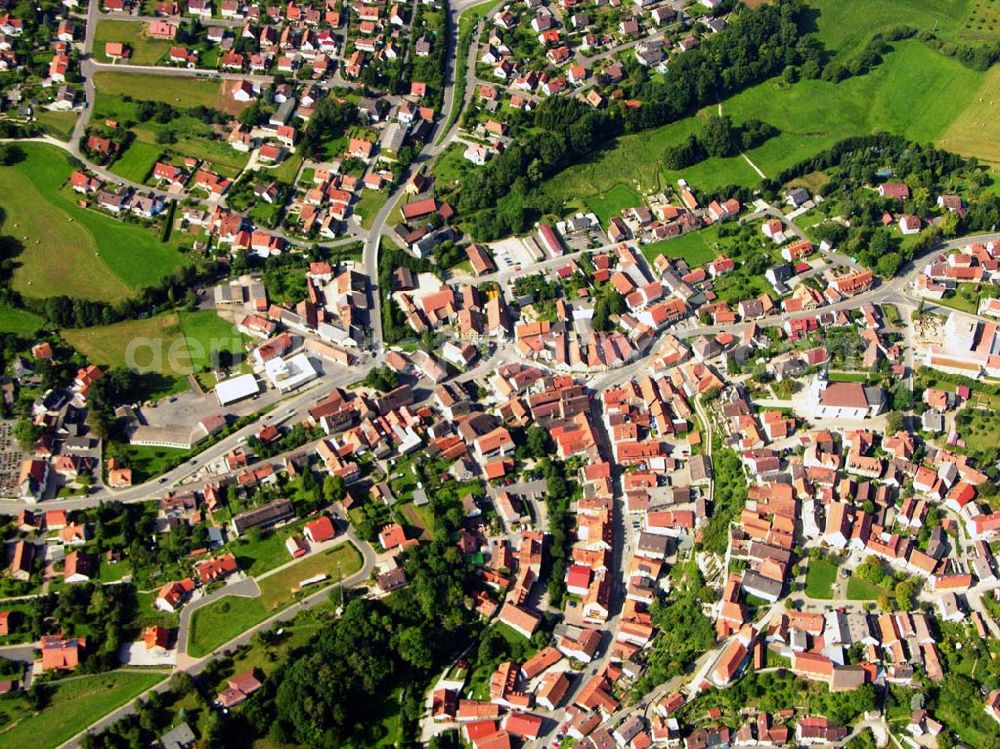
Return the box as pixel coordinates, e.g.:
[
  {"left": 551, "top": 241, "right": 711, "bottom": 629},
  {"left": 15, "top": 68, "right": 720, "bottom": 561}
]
[
  {"left": 93, "top": 20, "right": 173, "bottom": 65},
  {"left": 0, "top": 670, "right": 165, "bottom": 747},
  {"left": 960, "top": 0, "right": 1000, "bottom": 40},
  {"left": 940, "top": 64, "right": 1000, "bottom": 165},
  {"left": 546, "top": 41, "right": 987, "bottom": 201},
  {"left": 399, "top": 502, "right": 433, "bottom": 540},
  {"left": 0, "top": 144, "right": 188, "bottom": 302}
]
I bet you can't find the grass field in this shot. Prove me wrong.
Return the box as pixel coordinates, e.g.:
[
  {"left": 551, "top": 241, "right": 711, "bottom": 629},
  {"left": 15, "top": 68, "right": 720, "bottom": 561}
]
[
  {"left": 0, "top": 304, "right": 44, "bottom": 334},
  {"left": 95, "top": 88, "right": 250, "bottom": 178},
  {"left": 0, "top": 671, "right": 165, "bottom": 747},
  {"left": 828, "top": 371, "right": 869, "bottom": 383},
  {"left": 34, "top": 109, "right": 79, "bottom": 141},
  {"left": 94, "top": 71, "right": 238, "bottom": 112},
  {"left": 543, "top": 116, "right": 699, "bottom": 206},
  {"left": 846, "top": 575, "right": 884, "bottom": 600},
  {"left": 188, "top": 543, "right": 363, "bottom": 656},
  {"left": 584, "top": 183, "right": 644, "bottom": 225},
  {"left": 93, "top": 20, "right": 173, "bottom": 65},
  {"left": 354, "top": 189, "right": 390, "bottom": 230},
  {"left": 804, "top": 558, "right": 837, "bottom": 599},
  {"left": 111, "top": 139, "right": 163, "bottom": 183},
  {"left": 545, "top": 40, "right": 989, "bottom": 200},
  {"left": 805, "top": 0, "right": 974, "bottom": 60},
  {"left": 0, "top": 144, "right": 187, "bottom": 301},
  {"left": 269, "top": 151, "right": 303, "bottom": 183},
  {"left": 187, "top": 595, "right": 267, "bottom": 658},
  {"left": 639, "top": 224, "right": 722, "bottom": 267},
  {"left": 64, "top": 310, "right": 244, "bottom": 377},
  {"left": 228, "top": 520, "right": 310, "bottom": 577},
  {"left": 432, "top": 142, "right": 470, "bottom": 186},
  {"left": 725, "top": 41, "right": 983, "bottom": 176},
  {"left": 256, "top": 543, "right": 362, "bottom": 609},
  {"left": 106, "top": 442, "right": 189, "bottom": 482}
]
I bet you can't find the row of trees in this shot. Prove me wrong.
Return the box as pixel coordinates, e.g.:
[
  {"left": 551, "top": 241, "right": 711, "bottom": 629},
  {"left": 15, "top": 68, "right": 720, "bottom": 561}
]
[
  {"left": 662, "top": 115, "right": 779, "bottom": 170},
  {"left": 540, "top": 457, "right": 574, "bottom": 608}
]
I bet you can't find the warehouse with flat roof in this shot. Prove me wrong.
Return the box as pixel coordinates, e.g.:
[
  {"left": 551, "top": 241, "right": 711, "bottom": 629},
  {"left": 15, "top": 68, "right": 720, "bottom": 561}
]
[{"left": 215, "top": 374, "right": 260, "bottom": 406}]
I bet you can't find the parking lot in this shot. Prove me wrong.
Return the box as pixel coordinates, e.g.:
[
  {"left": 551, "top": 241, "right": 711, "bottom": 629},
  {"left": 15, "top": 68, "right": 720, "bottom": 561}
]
[{"left": 0, "top": 421, "right": 23, "bottom": 497}]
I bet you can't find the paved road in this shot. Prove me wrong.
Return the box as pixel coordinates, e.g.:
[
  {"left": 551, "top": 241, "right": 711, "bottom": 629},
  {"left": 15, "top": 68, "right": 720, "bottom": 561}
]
[
  {"left": 362, "top": 0, "right": 500, "bottom": 348},
  {"left": 0, "top": 362, "right": 375, "bottom": 514}
]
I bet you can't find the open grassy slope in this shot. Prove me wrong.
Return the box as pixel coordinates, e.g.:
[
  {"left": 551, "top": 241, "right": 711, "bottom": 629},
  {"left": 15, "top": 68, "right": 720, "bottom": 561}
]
[
  {"left": 940, "top": 63, "right": 1000, "bottom": 165},
  {"left": 545, "top": 40, "right": 989, "bottom": 206},
  {"left": 804, "top": 0, "right": 973, "bottom": 59},
  {"left": 0, "top": 144, "right": 188, "bottom": 302},
  {"left": 0, "top": 671, "right": 165, "bottom": 747}
]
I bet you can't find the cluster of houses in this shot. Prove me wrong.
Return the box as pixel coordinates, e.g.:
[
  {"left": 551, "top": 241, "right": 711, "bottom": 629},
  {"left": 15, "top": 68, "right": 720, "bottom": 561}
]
[
  {"left": 15, "top": 358, "right": 107, "bottom": 502},
  {"left": 875, "top": 182, "right": 970, "bottom": 239},
  {"left": 703, "top": 385, "right": 998, "bottom": 682},
  {"left": 924, "top": 309, "right": 1000, "bottom": 381},
  {"left": 101, "top": 0, "right": 422, "bottom": 86},
  {"left": 915, "top": 241, "right": 1000, "bottom": 302},
  {"left": 475, "top": 220, "right": 881, "bottom": 379},
  {"left": 393, "top": 275, "right": 510, "bottom": 354},
  {"left": 479, "top": 0, "right": 725, "bottom": 109},
  {"left": 608, "top": 188, "right": 738, "bottom": 246},
  {"left": 908, "top": 242, "right": 1000, "bottom": 380},
  {"left": 70, "top": 169, "right": 167, "bottom": 219},
  {"left": 7, "top": 509, "right": 93, "bottom": 587},
  {"left": 221, "top": 259, "right": 370, "bottom": 364}
]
